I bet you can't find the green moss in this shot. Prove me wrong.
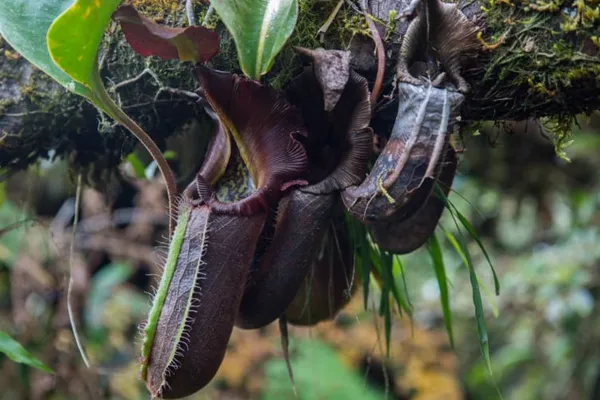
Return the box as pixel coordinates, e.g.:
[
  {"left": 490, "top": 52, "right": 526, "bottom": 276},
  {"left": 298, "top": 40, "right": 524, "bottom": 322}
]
[
  {"left": 385, "top": 10, "right": 399, "bottom": 41},
  {"left": 0, "top": 99, "right": 16, "bottom": 114},
  {"left": 475, "top": 0, "right": 600, "bottom": 138},
  {"left": 265, "top": 0, "right": 372, "bottom": 89},
  {"left": 541, "top": 115, "right": 576, "bottom": 161}
]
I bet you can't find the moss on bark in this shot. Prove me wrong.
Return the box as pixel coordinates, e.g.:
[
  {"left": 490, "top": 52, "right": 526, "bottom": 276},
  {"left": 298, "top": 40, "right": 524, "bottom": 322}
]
[{"left": 0, "top": 0, "right": 598, "bottom": 176}]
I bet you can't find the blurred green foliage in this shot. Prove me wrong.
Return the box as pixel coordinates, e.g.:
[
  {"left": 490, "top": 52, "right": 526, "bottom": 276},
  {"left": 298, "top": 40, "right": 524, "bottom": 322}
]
[
  {"left": 2, "top": 113, "right": 600, "bottom": 399},
  {"left": 263, "top": 339, "right": 384, "bottom": 400}
]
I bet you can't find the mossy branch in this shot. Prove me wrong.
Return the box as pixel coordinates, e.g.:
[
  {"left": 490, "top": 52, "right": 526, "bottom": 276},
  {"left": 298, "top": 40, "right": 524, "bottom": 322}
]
[{"left": 1, "top": 0, "right": 599, "bottom": 176}]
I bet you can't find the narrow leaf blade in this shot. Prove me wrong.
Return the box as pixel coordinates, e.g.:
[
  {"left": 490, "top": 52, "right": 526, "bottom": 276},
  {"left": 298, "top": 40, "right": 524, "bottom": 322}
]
[
  {"left": 455, "top": 210, "right": 500, "bottom": 295},
  {"left": 436, "top": 187, "right": 500, "bottom": 296},
  {"left": 348, "top": 218, "right": 371, "bottom": 310},
  {"left": 379, "top": 251, "right": 393, "bottom": 356},
  {"left": 391, "top": 256, "right": 412, "bottom": 316},
  {"left": 427, "top": 234, "right": 454, "bottom": 348},
  {"left": 442, "top": 221, "right": 494, "bottom": 377},
  {"left": 0, "top": 331, "right": 53, "bottom": 373}
]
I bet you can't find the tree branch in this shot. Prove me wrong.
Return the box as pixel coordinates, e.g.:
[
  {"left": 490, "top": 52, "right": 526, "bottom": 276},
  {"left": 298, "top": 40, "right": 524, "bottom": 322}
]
[{"left": 0, "top": 0, "right": 598, "bottom": 176}]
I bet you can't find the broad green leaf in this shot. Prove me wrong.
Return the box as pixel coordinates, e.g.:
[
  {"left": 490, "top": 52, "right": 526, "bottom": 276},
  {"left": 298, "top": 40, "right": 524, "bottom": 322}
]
[
  {"left": 428, "top": 234, "right": 454, "bottom": 348},
  {"left": 263, "top": 339, "right": 384, "bottom": 400},
  {"left": 0, "top": 0, "right": 90, "bottom": 97},
  {"left": 0, "top": 331, "right": 53, "bottom": 373},
  {"left": 47, "top": 0, "right": 121, "bottom": 102},
  {"left": 210, "top": 0, "right": 298, "bottom": 79}
]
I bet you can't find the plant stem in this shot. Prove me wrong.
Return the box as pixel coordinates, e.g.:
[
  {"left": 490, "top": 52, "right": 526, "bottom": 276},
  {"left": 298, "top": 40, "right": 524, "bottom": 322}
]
[
  {"left": 360, "top": 1, "right": 385, "bottom": 108},
  {"left": 92, "top": 71, "right": 177, "bottom": 237}
]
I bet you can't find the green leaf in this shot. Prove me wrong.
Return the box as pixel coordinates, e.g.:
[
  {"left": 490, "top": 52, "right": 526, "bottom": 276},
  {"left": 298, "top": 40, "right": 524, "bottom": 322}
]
[
  {"left": 85, "top": 263, "right": 134, "bottom": 336},
  {"left": 436, "top": 187, "right": 500, "bottom": 295},
  {"left": 427, "top": 234, "right": 454, "bottom": 348},
  {"left": 366, "top": 239, "right": 412, "bottom": 319},
  {"left": 378, "top": 251, "right": 393, "bottom": 356},
  {"left": 442, "top": 224, "right": 493, "bottom": 377},
  {"left": 464, "top": 250, "right": 493, "bottom": 378},
  {"left": 0, "top": 331, "right": 53, "bottom": 373},
  {"left": 210, "top": 0, "right": 298, "bottom": 79},
  {"left": 47, "top": 0, "right": 121, "bottom": 103},
  {"left": 0, "top": 0, "right": 90, "bottom": 97},
  {"left": 391, "top": 256, "right": 412, "bottom": 316},
  {"left": 454, "top": 210, "right": 500, "bottom": 295},
  {"left": 263, "top": 339, "right": 384, "bottom": 400},
  {"left": 126, "top": 153, "right": 147, "bottom": 179},
  {"left": 46, "top": 0, "right": 180, "bottom": 265},
  {"left": 348, "top": 216, "right": 371, "bottom": 310},
  {"left": 476, "top": 274, "right": 499, "bottom": 318}
]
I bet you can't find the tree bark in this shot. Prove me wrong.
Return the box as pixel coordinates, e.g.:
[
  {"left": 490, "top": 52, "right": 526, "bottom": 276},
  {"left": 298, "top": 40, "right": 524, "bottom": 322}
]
[{"left": 0, "top": 0, "right": 598, "bottom": 175}]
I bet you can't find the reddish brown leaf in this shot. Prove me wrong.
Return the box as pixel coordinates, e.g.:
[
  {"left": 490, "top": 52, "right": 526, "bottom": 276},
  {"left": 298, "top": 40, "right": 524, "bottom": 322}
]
[{"left": 113, "top": 5, "right": 219, "bottom": 63}]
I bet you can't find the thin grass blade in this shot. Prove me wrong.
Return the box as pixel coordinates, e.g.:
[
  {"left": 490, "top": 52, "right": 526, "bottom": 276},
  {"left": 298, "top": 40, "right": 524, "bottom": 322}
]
[{"left": 427, "top": 234, "right": 454, "bottom": 348}]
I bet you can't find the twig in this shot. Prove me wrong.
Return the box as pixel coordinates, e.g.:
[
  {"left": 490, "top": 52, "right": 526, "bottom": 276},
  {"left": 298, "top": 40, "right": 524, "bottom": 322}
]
[
  {"left": 111, "top": 68, "right": 162, "bottom": 91},
  {"left": 67, "top": 174, "right": 92, "bottom": 368}
]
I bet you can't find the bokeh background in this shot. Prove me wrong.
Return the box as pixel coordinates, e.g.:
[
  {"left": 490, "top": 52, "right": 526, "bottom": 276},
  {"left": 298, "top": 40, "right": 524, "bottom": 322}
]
[{"left": 1, "top": 114, "right": 600, "bottom": 400}]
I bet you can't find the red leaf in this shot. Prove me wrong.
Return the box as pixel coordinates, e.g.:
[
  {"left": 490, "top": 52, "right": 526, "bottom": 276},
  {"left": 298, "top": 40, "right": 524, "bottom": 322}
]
[{"left": 113, "top": 5, "right": 219, "bottom": 63}]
